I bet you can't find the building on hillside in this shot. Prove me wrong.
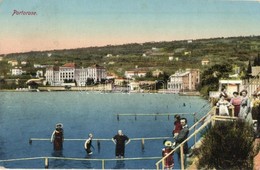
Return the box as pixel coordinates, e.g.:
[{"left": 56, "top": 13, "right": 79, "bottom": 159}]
[
  {"left": 45, "top": 63, "right": 106, "bottom": 86},
  {"left": 152, "top": 69, "right": 164, "bottom": 77},
  {"left": 201, "top": 58, "right": 210, "bottom": 66},
  {"left": 167, "top": 69, "right": 200, "bottom": 92},
  {"left": 34, "top": 64, "right": 47, "bottom": 68},
  {"left": 125, "top": 69, "right": 147, "bottom": 79},
  {"left": 21, "top": 61, "right": 28, "bottom": 65},
  {"left": 114, "top": 78, "right": 127, "bottom": 86},
  {"left": 8, "top": 60, "right": 18, "bottom": 66},
  {"left": 11, "top": 67, "right": 24, "bottom": 76}
]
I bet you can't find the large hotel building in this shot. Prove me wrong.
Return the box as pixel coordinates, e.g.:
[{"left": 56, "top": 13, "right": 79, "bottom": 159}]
[{"left": 45, "top": 63, "right": 106, "bottom": 86}]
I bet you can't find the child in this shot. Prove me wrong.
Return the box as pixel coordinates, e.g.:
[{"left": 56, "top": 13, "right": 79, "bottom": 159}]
[{"left": 162, "top": 140, "right": 174, "bottom": 170}]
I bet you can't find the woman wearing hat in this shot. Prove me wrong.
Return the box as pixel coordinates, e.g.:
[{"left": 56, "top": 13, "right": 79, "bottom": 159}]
[
  {"left": 162, "top": 140, "right": 174, "bottom": 170},
  {"left": 51, "top": 123, "right": 64, "bottom": 151}
]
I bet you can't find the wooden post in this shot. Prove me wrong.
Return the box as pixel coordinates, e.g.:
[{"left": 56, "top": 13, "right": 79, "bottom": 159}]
[
  {"left": 141, "top": 138, "right": 145, "bottom": 151},
  {"left": 97, "top": 140, "right": 101, "bottom": 153},
  {"left": 44, "top": 157, "right": 49, "bottom": 169},
  {"left": 117, "top": 114, "right": 119, "bottom": 121},
  {"left": 102, "top": 159, "right": 105, "bottom": 170},
  {"left": 212, "top": 116, "right": 216, "bottom": 126},
  {"left": 180, "top": 145, "right": 184, "bottom": 170},
  {"left": 162, "top": 157, "right": 165, "bottom": 170},
  {"left": 156, "top": 162, "right": 160, "bottom": 170}
]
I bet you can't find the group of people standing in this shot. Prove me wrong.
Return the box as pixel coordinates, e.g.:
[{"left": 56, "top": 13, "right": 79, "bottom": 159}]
[
  {"left": 161, "top": 115, "right": 190, "bottom": 169},
  {"left": 51, "top": 124, "right": 130, "bottom": 158},
  {"left": 217, "top": 88, "right": 251, "bottom": 119},
  {"left": 216, "top": 88, "right": 260, "bottom": 136}
]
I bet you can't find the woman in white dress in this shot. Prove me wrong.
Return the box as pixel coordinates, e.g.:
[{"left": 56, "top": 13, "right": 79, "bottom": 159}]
[{"left": 216, "top": 94, "right": 231, "bottom": 116}]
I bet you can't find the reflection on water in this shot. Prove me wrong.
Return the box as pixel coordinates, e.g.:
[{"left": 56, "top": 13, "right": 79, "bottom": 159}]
[
  {"left": 114, "top": 160, "right": 125, "bottom": 169},
  {"left": 82, "top": 156, "right": 93, "bottom": 169},
  {"left": 52, "top": 150, "right": 63, "bottom": 157}
]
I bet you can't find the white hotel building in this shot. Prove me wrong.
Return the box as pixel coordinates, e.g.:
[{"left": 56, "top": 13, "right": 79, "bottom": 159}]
[{"left": 45, "top": 63, "right": 106, "bottom": 86}]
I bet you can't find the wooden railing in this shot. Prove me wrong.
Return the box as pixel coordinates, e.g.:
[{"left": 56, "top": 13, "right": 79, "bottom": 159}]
[
  {"left": 155, "top": 106, "right": 236, "bottom": 170},
  {"left": 1, "top": 105, "right": 215, "bottom": 169},
  {"left": 0, "top": 156, "right": 161, "bottom": 169}
]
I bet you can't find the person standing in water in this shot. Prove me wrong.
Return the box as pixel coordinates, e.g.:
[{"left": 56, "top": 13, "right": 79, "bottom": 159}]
[
  {"left": 84, "top": 133, "right": 93, "bottom": 155},
  {"left": 112, "top": 130, "right": 131, "bottom": 158},
  {"left": 51, "top": 123, "right": 64, "bottom": 151}
]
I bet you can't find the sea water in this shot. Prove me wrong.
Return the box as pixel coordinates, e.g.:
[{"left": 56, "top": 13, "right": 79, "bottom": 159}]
[{"left": 0, "top": 92, "right": 210, "bottom": 169}]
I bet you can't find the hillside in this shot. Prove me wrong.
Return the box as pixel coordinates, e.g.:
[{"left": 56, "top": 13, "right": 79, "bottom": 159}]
[{"left": 2, "top": 35, "right": 260, "bottom": 77}]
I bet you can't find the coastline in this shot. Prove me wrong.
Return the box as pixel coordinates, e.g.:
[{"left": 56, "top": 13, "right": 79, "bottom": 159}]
[{"left": 0, "top": 88, "right": 201, "bottom": 96}]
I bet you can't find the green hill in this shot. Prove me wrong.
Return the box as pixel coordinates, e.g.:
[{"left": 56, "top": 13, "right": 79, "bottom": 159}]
[{"left": 2, "top": 35, "right": 260, "bottom": 77}]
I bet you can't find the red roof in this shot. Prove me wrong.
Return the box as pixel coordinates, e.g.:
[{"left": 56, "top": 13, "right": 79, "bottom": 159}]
[{"left": 63, "top": 63, "right": 75, "bottom": 67}]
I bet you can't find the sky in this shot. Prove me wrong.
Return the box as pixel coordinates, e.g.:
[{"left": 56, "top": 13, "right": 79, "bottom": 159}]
[{"left": 0, "top": 0, "right": 260, "bottom": 54}]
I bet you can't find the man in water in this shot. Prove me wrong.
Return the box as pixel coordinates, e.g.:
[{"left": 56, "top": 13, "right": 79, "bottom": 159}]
[
  {"left": 112, "top": 130, "right": 131, "bottom": 158},
  {"left": 51, "top": 123, "right": 64, "bottom": 151},
  {"left": 84, "top": 133, "right": 93, "bottom": 155}
]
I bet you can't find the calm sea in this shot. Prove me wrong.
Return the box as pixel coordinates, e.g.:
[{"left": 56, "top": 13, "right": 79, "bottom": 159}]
[{"left": 0, "top": 92, "right": 209, "bottom": 169}]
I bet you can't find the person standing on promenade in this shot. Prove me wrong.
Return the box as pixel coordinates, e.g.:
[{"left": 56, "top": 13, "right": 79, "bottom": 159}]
[
  {"left": 172, "top": 114, "right": 182, "bottom": 138},
  {"left": 84, "top": 133, "right": 93, "bottom": 155},
  {"left": 112, "top": 130, "right": 131, "bottom": 158},
  {"left": 162, "top": 140, "right": 174, "bottom": 170},
  {"left": 175, "top": 118, "right": 189, "bottom": 169},
  {"left": 51, "top": 123, "right": 64, "bottom": 151},
  {"left": 216, "top": 94, "right": 231, "bottom": 116},
  {"left": 238, "top": 90, "right": 251, "bottom": 121},
  {"left": 256, "top": 93, "right": 260, "bottom": 138},
  {"left": 220, "top": 87, "right": 228, "bottom": 99},
  {"left": 230, "top": 91, "right": 241, "bottom": 117}
]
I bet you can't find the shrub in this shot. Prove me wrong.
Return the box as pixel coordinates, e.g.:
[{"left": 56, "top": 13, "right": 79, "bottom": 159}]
[{"left": 195, "top": 121, "right": 256, "bottom": 169}]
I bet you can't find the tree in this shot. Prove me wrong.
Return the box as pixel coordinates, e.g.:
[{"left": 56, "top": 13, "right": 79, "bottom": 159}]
[
  {"left": 199, "top": 63, "right": 232, "bottom": 96},
  {"left": 145, "top": 71, "right": 153, "bottom": 78},
  {"left": 253, "top": 54, "right": 260, "bottom": 66},
  {"left": 246, "top": 60, "right": 252, "bottom": 78},
  {"left": 86, "top": 78, "right": 94, "bottom": 85},
  {"left": 194, "top": 121, "right": 257, "bottom": 169}
]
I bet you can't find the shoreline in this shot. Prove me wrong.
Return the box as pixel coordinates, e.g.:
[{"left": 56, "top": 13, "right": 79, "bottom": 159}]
[{"left": 0, "top": 88, "right": 201, "bottom": 96}]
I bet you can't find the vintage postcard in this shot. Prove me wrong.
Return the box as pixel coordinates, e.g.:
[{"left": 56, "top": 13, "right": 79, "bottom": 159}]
[{"left": 0, "top": 0, "right": 260, "bottom": 169}]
